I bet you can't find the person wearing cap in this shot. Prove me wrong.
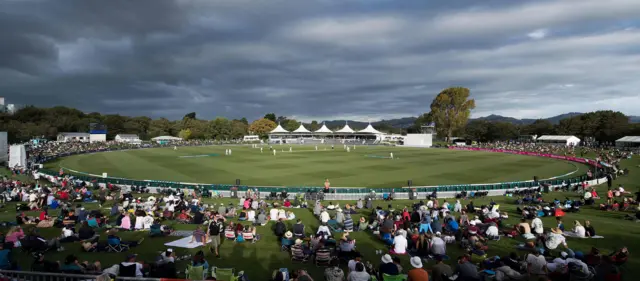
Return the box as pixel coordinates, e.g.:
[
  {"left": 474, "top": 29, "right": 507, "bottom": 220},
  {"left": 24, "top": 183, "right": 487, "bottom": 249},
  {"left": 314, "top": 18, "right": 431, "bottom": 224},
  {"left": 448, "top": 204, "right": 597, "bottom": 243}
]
[
  {"left": 119, "top": 254, "right": 144, "bottom": 277},
  {"left": 455, "top": 254, "right": 479, "bottom": 281},
  {"left": 391, "top": 229, "right": 408, "bottom": 255},
  {"left": 378, "top": 254, "right": 400, "bottom": 280},
  {"left": 159, "top": 249, "right": 175, "bottom": 264},
  {"left": 431, "top": 255, "right": 453, "bottom": 281},
  {"left": 320, "top": 208, "right": 330, "bottom": 224},
  {"left": 31, "top": 252, "right": 59, "bottom": 273},
  {"left": 431, "top": 232, "right": 446, "bottom": 257},
  {"left": 544, "top": 228, "right": 567, "bottom": 250},
  {"left": 407, "top": 256, "right": 428, "bottom": 281}
]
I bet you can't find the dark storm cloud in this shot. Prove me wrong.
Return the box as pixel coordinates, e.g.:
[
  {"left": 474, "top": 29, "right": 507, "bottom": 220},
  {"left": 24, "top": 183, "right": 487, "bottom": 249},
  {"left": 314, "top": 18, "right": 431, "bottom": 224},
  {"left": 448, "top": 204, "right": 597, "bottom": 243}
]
[{"left": 1, "top": 0, "right": 640, "bottom": 122}]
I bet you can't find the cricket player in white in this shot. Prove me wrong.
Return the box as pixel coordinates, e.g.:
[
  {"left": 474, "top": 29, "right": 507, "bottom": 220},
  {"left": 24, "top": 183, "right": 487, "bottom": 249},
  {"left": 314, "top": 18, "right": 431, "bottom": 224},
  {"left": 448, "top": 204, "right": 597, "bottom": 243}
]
[
  {"left": 347, "top": 147, "right": 350, "bottom": 152},
  {"left": 260, "top": 147, "right": 263, "bottom": 153},
  {"left": 229, "top": 149, "right": 232, "bottom": 155},
  {"left": 289, "top": 147, "right": 292, "bottom": 152},
  {"left": 390, "top": 152, "right": 394, "bottom": 159},
  {"left": 174, "top": 146, "right": 177, "bottom": 151},
  {"left": 315, "top": 146, "right": 318, "bottom": 151},
  {"left": 273, "top": 150, "right": 277, "bottom": 156}
]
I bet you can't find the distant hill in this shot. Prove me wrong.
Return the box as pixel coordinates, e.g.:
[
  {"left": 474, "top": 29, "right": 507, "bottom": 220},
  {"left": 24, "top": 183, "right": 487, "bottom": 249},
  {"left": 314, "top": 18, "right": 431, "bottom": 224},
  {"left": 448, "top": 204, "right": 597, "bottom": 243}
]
[{"left": 326, "top": 112, "right": 639, "bottom": 129}]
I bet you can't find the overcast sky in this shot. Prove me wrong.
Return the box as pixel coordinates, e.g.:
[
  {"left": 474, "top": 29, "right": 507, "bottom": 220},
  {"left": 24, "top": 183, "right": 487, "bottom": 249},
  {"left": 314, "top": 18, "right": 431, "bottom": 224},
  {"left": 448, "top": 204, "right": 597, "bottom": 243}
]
[{"left": 2, "top": 0, "right": 640, "bottom": 122}]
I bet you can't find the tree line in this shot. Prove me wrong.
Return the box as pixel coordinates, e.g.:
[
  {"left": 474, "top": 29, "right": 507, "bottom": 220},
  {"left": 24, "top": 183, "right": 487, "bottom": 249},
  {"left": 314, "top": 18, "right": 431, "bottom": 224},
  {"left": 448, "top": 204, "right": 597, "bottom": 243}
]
[
  {"left": 417, "top": 87, "right": 640, "bottom": 143},
  {"left": 3, "top": 89, "right": 638, "bottom": 144},
  {"left": 0, "top": 107, "right": 403, "bottom": 144}
]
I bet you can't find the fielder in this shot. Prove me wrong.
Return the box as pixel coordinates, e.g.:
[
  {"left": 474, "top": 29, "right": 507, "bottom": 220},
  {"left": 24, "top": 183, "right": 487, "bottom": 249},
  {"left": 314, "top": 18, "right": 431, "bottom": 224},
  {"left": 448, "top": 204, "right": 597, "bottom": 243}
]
[
  {"left": 273, "top": 150, "right": 277, "bottom": 156},
  {"left": 390, "top": 152, "right": 394, "bottom": 159},
  {"left": 315, "top": 145, "right": 318, "bottom": 151},
  {"left": 174, "top": 146, "right": 177, "bottom": 151},
  {"left": 289, "top": 147, "right": 292, "bottom": 152},
  {"left": 260, "top": 147, "right": 263, "bottom": 153}
]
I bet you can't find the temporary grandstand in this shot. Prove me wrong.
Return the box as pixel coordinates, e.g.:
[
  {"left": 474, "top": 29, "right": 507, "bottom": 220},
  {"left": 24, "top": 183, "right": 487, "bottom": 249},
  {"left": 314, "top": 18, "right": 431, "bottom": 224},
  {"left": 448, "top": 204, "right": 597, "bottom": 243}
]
[{"left": 268, "top": 122, "right": 384, "bottom": 144}]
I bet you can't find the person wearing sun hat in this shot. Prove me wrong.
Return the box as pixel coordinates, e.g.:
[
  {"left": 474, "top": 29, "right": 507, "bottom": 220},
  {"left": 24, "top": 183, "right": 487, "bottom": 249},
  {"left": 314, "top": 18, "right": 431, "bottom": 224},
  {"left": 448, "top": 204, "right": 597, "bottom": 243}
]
[
  {"left": 408, "top": 256, "right": 429, "bottom": 280},
  {"left": 378, "top": 254, "right": 400, "bottom": 280},
  {"left": 545, "top": 227, "right": 567, "bottom": 250}
]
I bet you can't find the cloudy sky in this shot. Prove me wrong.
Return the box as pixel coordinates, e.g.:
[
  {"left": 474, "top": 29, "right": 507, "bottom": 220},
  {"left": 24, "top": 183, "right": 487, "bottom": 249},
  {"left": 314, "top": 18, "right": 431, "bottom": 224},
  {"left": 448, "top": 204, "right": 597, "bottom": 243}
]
[{"left": 2, "top": 0, "right": 640, "bottom": 122}]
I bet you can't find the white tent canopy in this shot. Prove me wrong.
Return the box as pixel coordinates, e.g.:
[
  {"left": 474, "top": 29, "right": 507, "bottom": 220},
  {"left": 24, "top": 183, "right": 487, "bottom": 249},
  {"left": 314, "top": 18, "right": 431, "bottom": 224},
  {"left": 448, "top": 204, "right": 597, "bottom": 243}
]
[
  {"left": 537, "top": 135, "right": 580, "bottom": 146},
  {"left": 358, "top": 123, "right": 383, "bottom": 134},
  {"left": 151, "top": 136, "right": 182, "bottom": 141},
  {"left": 292, "top": 124, "right": 311, "bottom": 133},
  {"left": 335, "top": 123, "right": 355, "bottom": 133},
  {"left": 616, "top": 136, "right": 640, "bottom": 143},
  {"left": 270, "top": 124, "right": 289, "bottom": 134},
  {"left": 314, "top": 123, "right": 333, "bottom": 134}
]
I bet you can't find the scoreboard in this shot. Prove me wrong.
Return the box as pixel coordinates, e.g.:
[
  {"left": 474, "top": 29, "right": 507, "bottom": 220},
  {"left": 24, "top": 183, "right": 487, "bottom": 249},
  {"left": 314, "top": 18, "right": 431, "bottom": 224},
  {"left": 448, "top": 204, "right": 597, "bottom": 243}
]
[{"left": 90, "top": 123, "right": 107, "bottom": 134}]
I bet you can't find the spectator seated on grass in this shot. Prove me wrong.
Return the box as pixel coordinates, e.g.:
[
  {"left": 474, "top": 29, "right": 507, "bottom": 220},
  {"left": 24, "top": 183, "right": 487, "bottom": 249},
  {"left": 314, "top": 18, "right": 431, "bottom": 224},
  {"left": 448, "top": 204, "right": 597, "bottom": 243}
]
[
  {"left": 274, "top": 218, "right": 287, "bottom": 239},
  {"left": 5, "top": 226, "right": 25, "bottom": 248},
  {"left": 107, "top": 229, "right": 143, "bottom": 248},
  {"left": 23, "top": 228, "right": 64, "bottom": 252},
  {"left": 191, "top": 225, "right": 208, "bottom": 244},
  {"left": 378, "top": 254, "right": 400, "bottom": 280},
  {"left": 117, "top": 254, "right": 144, "bottom": 278},
  {"left": 281, "top": 231, "right": 294, "bottom": 249},
  {"left": 338, "top": 233, "right": 359, "bottom": 260},
  {"left": 255, "top": 209, "right": 268, "bottom": 226},
  {"left": 31, "top": 252, "right": 60, "bottom": 273},
  {"left": 293, "top": 219, "right": 305, "bottom": 238}
]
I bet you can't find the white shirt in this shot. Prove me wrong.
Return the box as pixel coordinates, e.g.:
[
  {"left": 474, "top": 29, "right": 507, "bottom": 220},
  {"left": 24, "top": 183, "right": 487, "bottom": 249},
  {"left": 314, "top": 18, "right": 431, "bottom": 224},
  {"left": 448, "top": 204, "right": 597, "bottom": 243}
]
[
  {"left": 269, "top": 209, "right": 279, "bottom": 221},
  {"left": 247, "top": 210, "right": 256, "bottom": 222},
  {"left": 426, "top": 201, "right": 434, "bottom": 208},
  {"left": 120, "top": 262, "right": 144, "bottom": 277},
  {"left": 431, "top": 237, "right": 446, "bottom": 255},
  {"left": 545, "top": 233, "right": 567, "bottom": 250},
  {"left": 574, "top": 226, "right": 586, "bottom": 237},
  {"left": 348, "top": 260, "right": 359, "bottom": 272},
  {"left": 392, "top": 235, "right": 408, "bottom": 254},
  {"left": 317, "top": 225, "right": 331, "bottom": 238},
  {"left": 531, "top": 218, "right": 544, "bottom": 234},
  {"left": 62, "top": 228, "right": 74, "bottom": 238},
  {"left": 29, "top": 194, "right": 37, "bottom": 202},
  {"left": 320, "top": 211, "right": 330, "bottom": 223},
  {"left": 486, "top": 225, "right": 499, "bottom": 237},
  {"left": 526, "top": 254, "right": 547, "bottom": 275}
]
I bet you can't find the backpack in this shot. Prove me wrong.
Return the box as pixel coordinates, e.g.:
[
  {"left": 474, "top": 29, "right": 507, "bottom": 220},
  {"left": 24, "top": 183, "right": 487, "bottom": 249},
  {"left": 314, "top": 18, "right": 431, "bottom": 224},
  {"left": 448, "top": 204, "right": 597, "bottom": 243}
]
[{"left": 209, "top": 222, "right": 221, "bottom": 235}]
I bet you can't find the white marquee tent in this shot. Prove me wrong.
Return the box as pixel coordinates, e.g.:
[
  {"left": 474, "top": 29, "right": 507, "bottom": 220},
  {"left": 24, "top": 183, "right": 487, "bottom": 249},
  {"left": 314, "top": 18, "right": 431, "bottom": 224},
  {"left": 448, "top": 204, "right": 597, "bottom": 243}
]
[
  {"left": 314, "top": 123, "right": 333, "bottom": 134},
  {"left": 334, "top": 123, "right": 355, "bottom": 133},
  {"left": 358, "top": 123, "right": 383, "bottom": 134},
  {"left": 536, "top": 135, "right": 580, "bottom": 146},
  {"left": 616, "top": 136, "right": 640, "bottom": 147},
  {"left": 270, "top": 124, "right": 289, "bottom": 134},
  {"left": 292, "top": 124, "right": 311, "bottom": 133}
]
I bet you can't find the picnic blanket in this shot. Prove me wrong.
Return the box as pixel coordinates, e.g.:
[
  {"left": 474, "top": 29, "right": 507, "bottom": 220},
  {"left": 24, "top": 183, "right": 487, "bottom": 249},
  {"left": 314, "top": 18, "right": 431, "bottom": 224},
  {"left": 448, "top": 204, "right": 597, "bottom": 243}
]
[
  {"left": 164, "top": 236, "right": 211, "bottom": 249},
  {"left": 563, "top": 232, "right": 604, "bottom": 239},
  {"left": 170, "top": 230, "right": 194, "bottom": 237}
]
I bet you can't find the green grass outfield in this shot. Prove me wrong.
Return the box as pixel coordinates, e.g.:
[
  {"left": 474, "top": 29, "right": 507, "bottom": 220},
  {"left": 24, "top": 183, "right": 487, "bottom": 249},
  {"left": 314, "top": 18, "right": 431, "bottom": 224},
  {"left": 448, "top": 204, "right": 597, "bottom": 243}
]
[
  {"left": 1, "top": 156, "right": 639, "bottom": 280},
  {"left": 45, "top": 145, "right": 582, "bottom": 188}
]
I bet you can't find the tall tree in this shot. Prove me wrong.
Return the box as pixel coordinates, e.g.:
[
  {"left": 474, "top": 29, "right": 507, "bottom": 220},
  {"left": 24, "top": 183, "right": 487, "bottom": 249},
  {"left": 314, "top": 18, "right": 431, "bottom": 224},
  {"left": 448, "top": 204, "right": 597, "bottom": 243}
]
[
  {"left": 309, "top": 120, "right": 320, "bottom": 131},
  {"left": 282, "top": 119, "right": 301, "bottom": 131},
  {"left": 263, "top": 113, "right": 276, "bottom": 122},
  {"left": 524, "top": 119, "right": 555, "bottom": 136},
  {"left": 183, "top": 112, "right": 196, "bottom": 120},
  {"left": 430, "top": 87, "right": 476, "bottom": 142},
  {"left": 249, "top": 118, "right": 277, "bottom": 137}
]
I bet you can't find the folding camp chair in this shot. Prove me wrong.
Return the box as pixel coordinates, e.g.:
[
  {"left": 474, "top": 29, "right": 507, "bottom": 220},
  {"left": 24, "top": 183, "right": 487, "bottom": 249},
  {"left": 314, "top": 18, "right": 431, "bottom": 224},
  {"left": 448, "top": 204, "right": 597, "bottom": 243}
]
[
  {"left": 383, "top": 274, "right": 406, "bottom": 281},
  {"left": 327, "top": 221, "right": 343, "bottom": 233},
  {"left": 212, "top": 267, "right": 236, "bottom": 281},
  {"left": 185, "top": 265, "right": 207, "bottom": 280},
  {"left": 106, "top": 238, "right": 130, "bottom": 252},
  {"left": 242, "top": 232, "right": 256, "bottom": 244},
  {"left": 315, "top": 250, "right": 332, "bottom": 267},
  {"left": 281, "top": 238, "right": 294, "bottom": 252},
  {"left": 290, "top": 246, "right": 308, "bottom": 263}
]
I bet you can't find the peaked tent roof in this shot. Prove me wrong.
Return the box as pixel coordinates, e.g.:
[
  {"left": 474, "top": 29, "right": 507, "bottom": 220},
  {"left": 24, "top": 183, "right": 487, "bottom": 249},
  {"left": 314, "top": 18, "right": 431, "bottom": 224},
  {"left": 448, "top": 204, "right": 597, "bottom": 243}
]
[
  {"left": 358, "top": 123, "right": 383, "bottom": 134},
  {"left": 616, "top": 136, "right": 640, "bottom": 143},
  {"left": 293, "top": 124, "right": 311, "bottom": 133},
  {"left": 537, "top": 135, "right": 580, "bottom": 141},
  {"left": 314, "top": 123, "right": 333, "bottom": 133},
  {"left": 335, "top": 123, "right": 355, "bottom": 133},
  {"left": 270, "top": 124, "right": 289, "bottom": 133}
]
